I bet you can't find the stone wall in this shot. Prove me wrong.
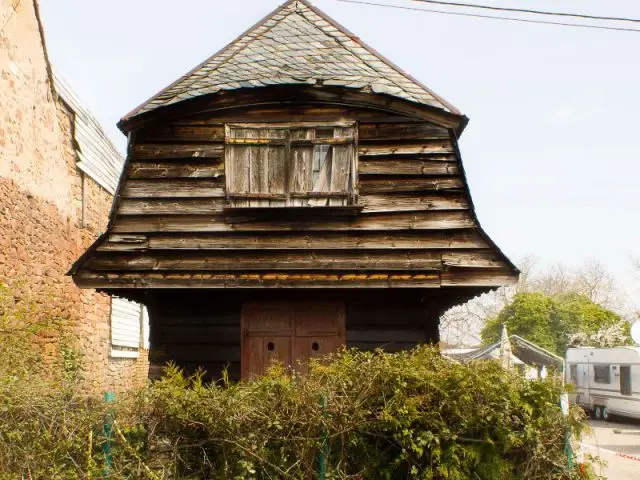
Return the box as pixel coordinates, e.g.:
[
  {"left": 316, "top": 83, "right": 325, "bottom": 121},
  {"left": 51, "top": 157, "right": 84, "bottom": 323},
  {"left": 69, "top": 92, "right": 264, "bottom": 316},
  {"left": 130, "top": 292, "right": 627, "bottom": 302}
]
[{"left": 0, "top": 0, "right": 147, "bottom": 393}]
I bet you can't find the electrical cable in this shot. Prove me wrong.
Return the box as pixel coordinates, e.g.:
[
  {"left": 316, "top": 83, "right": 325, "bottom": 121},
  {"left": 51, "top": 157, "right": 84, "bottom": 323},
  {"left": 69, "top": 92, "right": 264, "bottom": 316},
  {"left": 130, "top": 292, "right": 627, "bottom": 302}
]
[
  {"left": 409, "top": 0, "right": 640, "bottom": 24},
  {"left": 336, "top": 0, "right": 640, "bottom": 33}
]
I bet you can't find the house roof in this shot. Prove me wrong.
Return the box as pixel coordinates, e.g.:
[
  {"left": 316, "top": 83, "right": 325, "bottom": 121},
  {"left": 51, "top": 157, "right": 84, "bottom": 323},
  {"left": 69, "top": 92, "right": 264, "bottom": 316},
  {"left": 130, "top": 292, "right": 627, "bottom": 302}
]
[
  {"left": 121, "top": 0, "right": 460, "bottom": 124},
  {"left": 54, "top": 71, "right": 124, "bottom": 193},
  {"left": 469, "top": 335, "right": 564, "bottom": 368}
]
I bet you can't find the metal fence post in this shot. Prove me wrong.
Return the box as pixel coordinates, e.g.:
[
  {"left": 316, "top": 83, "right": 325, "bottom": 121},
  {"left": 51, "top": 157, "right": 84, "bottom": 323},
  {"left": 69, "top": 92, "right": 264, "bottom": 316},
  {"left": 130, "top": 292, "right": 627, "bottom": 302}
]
[{"left": 104, "top": 391, "right": 116, "bottom": 476}]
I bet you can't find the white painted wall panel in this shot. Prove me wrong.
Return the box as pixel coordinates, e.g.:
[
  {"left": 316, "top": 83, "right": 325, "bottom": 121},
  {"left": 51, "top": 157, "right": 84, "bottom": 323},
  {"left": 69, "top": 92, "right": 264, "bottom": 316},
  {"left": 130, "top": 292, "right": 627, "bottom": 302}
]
[{"left": 111, "top": 297, "right": 141, "bottom": 349}]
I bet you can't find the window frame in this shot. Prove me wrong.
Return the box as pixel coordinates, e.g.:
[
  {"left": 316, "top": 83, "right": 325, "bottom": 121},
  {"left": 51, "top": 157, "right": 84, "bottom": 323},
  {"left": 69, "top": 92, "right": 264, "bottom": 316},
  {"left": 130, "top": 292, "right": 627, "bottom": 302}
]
[
  {"left": 593, "top": 364, "right": 611, "bottom": 384},
  {"left": 224, "top": 122, "right": 358, "bottom": 208}
]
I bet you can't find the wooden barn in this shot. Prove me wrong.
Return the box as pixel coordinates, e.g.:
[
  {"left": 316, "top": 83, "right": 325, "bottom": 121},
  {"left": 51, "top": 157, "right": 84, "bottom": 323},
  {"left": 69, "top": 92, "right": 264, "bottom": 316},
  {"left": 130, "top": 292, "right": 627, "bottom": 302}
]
[{"left": 70, "top": 0, "right": 518, "bottom": 380}]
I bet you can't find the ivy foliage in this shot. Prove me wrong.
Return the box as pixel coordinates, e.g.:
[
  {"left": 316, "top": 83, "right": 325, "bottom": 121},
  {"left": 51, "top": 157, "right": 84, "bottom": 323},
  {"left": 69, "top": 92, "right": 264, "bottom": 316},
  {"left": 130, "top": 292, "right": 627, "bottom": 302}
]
[{"left": 481, "top": 292, "right": 626, "bottom": 355}]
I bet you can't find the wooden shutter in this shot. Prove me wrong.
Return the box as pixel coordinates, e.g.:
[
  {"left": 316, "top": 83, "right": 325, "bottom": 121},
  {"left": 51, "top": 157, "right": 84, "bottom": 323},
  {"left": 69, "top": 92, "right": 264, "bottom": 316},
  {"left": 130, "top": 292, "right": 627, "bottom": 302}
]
[
  {"left": 290, "top": 126, "right": 355, "bottom": 207},
  {"left": 226, "top": 126, "right": 288, "bottom": 207},
  {"left": 226, "top": 124, "right": 355, "bottom": 207},
  {"left": 289, "top": 128, "right": 315, "bottom": 206},
  {"left": 110, "top": 297, "right": 148, "bottom": 358}
]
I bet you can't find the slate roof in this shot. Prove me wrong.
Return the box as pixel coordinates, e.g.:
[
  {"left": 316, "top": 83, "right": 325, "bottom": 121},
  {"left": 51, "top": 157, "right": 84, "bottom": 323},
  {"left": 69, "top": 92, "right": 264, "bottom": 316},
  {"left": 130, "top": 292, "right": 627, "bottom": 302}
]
[{"left": 123, "top": 0, "right": 460, "bottom": 122}]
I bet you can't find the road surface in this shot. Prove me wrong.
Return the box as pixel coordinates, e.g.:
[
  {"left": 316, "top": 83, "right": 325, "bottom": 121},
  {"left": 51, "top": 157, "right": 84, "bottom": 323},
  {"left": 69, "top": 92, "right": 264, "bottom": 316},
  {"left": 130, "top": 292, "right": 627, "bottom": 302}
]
[{"left": 581, "top": 419, "right": 640, "bottom": 479}]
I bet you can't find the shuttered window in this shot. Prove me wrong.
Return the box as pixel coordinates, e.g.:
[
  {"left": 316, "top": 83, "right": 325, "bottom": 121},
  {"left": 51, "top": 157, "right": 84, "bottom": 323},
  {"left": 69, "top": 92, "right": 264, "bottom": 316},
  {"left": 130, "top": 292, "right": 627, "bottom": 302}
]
[
  {"left": 110, "top": 297, "right": 149, "bottom": 358},
  {"left": 225, "top": 123, "right": 356, "bottom": 207}
]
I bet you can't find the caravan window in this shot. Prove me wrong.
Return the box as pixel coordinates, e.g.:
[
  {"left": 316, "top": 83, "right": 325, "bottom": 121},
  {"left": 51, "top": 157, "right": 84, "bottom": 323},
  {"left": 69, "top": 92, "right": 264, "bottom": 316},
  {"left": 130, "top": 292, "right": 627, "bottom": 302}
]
[
  {"left": 569, "top": 364, "right": 578, "bottom": 384},
  {"left": 593, "top": 365, "right": 611, "bottom": 384},
  {"left": 620, "top": 366, "right": 632, "bottom": 396}
]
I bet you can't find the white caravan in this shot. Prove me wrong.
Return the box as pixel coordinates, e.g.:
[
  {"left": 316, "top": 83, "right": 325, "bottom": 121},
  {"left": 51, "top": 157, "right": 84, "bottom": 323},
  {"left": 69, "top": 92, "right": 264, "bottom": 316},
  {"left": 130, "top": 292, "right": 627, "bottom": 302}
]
[{"left": 565, "top": 347, "right": 640, "bottom": 420}]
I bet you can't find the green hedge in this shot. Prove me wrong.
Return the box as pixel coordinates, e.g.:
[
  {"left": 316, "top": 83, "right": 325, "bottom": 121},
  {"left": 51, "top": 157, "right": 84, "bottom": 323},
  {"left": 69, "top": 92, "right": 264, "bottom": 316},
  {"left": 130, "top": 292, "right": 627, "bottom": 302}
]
[{"left": 0, "top": 346, "right": 600, "bottom": 479}]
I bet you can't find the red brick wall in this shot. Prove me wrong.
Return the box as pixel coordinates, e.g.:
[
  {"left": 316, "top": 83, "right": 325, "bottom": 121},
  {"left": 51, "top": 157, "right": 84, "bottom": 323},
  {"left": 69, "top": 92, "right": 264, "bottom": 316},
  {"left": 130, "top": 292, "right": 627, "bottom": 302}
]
[{"left": 0, "top": 0, "right": 147, "bottom": 393}]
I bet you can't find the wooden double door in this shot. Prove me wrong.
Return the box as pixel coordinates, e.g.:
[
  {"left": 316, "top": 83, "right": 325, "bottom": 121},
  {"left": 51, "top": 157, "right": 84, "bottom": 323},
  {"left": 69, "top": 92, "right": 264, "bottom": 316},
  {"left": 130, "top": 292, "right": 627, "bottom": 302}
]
[{"left": 241, "top": 302, "right": 345, "bottom": 379}]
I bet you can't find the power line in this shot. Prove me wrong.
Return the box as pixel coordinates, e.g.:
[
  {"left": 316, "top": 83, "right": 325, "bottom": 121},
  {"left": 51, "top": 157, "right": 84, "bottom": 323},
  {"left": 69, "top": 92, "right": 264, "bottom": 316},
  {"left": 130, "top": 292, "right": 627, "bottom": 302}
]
[
  {"left": 336, "top": 0, "right": 640, "bottom": 33},
  {"left": 409, "top": 0, "right": 640, "bottom": 24}
]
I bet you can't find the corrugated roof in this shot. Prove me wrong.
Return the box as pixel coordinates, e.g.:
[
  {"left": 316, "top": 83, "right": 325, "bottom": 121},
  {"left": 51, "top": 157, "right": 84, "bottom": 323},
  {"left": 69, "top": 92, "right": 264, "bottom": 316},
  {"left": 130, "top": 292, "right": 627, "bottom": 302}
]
[
  {"left": 123, "top": 0, "right": 460, "bottom": 122},
  {"left": 53, "top": 71, "right": 124, "bottom": 194}
]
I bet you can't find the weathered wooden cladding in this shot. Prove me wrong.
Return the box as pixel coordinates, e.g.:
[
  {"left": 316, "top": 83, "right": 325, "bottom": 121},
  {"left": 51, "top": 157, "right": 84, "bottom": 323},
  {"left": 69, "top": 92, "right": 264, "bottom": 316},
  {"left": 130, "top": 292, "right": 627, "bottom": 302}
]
[
  {"left": 128, "top": 160, "right": 224, "bottom": 179},
  {"left": 98, "top": 230, "right": 490, "bottom": 252},
  {"left": 118, "top": 198, "right": 226, "bottom": 215},
  {"left": 136, "top": 125, "right": 224, "bottom": 143},
  {"left": 358, "top": 123, "right": 449, "bottom": 140},
  {"left": 74, "top": 271, "right": 442, "bottom": 289},
  {"left": 123, "top": 179, "right": 224, "bottom": 198},
  {"left": 76, "top": 103, "right": 517, "bottom": 291},
  {"left": 359, "top": 141, "right": 453, "bottom": 157},
  {"left": 359, "top": 177, "right": 463, "bottom": 194},
  {"left": 111, "top": 210, "right": 475, "bottom": 233},
  {"left": 359, "top": 159, "right": 458, "bottom": 176},
  {"left": 361, "top": 193, "right": 468, "bottom": 213},
  {"left": 133, "top": 143, "right": 224, "bottom": 160},
  {"left": 86, "top": 250, "right": 446, "bottom": 271},
  {"left": 116, "top": 192, "right": 467, "bottom": 215}
]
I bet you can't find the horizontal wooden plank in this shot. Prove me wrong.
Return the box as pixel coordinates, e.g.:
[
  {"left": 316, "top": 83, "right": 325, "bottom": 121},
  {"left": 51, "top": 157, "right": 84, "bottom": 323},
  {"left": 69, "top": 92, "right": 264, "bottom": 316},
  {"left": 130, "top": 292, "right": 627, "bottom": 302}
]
[
  {"left": 118, "top": 198, "right": 227, "bottom": 215},
  {"left": 111, "top": 211, "right": 475, "bottom": 233},
  {"left": 86, "top": 251, "right": 444, "bottom": 272},
  {"left": 74, "top": 271, "right": 442, "bottom": 289},
  {"left": 441, "top": 269, "right": 518, "bottom": 287},
  {"left": 442, "top": 252, "right": 507, "bottom": 269},
  {"left": 228, "top": 193, "right": 287, "bottom": 200},
  {"left": 108, "top": 234, "right": 148, "bottom": 243},
  {"left": 359, "top": 141, "right": 453, "bottom": 156},
  {"left": 137, "top": 125, "right": 224, "bottom": 143},
  {"left": 176, "top": 107, "right": 413, "bottom": 125},
  {"left": 226, "top": 138, "right": 287, "bottom": 146},
  {"left": 359, "top": 123, "right": 449, "bottom": 140},
  {"left": 98, "top": 230, "right": 489, "bottom": 252},
  {"left": 290, "top": 192, "right": 350, "bottom": 198},
  {"left": 129, "top": 161, "right": 224, "bottom": 179},
  {"left": 159, "top": 325, "right": 239, "bottom": 344},
  {"left": 123, "top": 179, "right": 224, "bottom": 198},
  {"left": 359, "top": 159, "right": 459, "bottom": 176},
  {"left": 115, "top": 194, "right": 473, "bottom": 215},
  {"left": 360, "top": 177, "right": 463, "bottom": 193},
  {"left": 133, "top": 144, "right": 224, "bottom": 160},
  {"left": 360, "top": 193, "right": 468, "bottom": 213},
  {"left": 290, "top": 138, "right": 353, "bottom": 146}
]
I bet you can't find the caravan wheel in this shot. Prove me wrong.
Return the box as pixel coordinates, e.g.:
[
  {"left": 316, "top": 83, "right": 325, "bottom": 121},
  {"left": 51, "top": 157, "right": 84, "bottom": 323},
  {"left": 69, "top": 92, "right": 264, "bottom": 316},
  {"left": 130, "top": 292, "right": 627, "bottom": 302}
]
[{"left": 594, "top": 406, "right": 602, "bottom": 420}]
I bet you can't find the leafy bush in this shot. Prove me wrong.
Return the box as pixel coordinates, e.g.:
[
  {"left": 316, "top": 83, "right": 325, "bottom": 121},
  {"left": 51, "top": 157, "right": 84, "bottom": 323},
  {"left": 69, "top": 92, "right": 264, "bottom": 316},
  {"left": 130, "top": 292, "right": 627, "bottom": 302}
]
[
  {"left": 0, "top": 281, "right": 599, "bottom": 479},
  {"left": 0, "top": 347, "right": 600, "bottom": 479},
  {"left": 115, "top": 348, "right": 595, "bottom": 479}
]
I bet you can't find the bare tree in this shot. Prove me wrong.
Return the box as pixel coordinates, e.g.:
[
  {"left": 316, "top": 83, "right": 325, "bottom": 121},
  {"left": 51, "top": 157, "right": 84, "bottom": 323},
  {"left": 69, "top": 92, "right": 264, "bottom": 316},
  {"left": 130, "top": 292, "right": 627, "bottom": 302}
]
[{"left": 440, "top": 256, "right": 625, "bottom": 347}]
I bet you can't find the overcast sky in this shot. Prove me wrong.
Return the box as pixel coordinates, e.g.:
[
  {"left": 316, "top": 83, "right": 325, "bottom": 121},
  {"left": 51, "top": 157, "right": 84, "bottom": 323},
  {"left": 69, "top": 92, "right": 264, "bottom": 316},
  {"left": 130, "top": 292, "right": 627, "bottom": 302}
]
[{"left": 39, "top": 0, "right": 640, "bottom": 307}]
